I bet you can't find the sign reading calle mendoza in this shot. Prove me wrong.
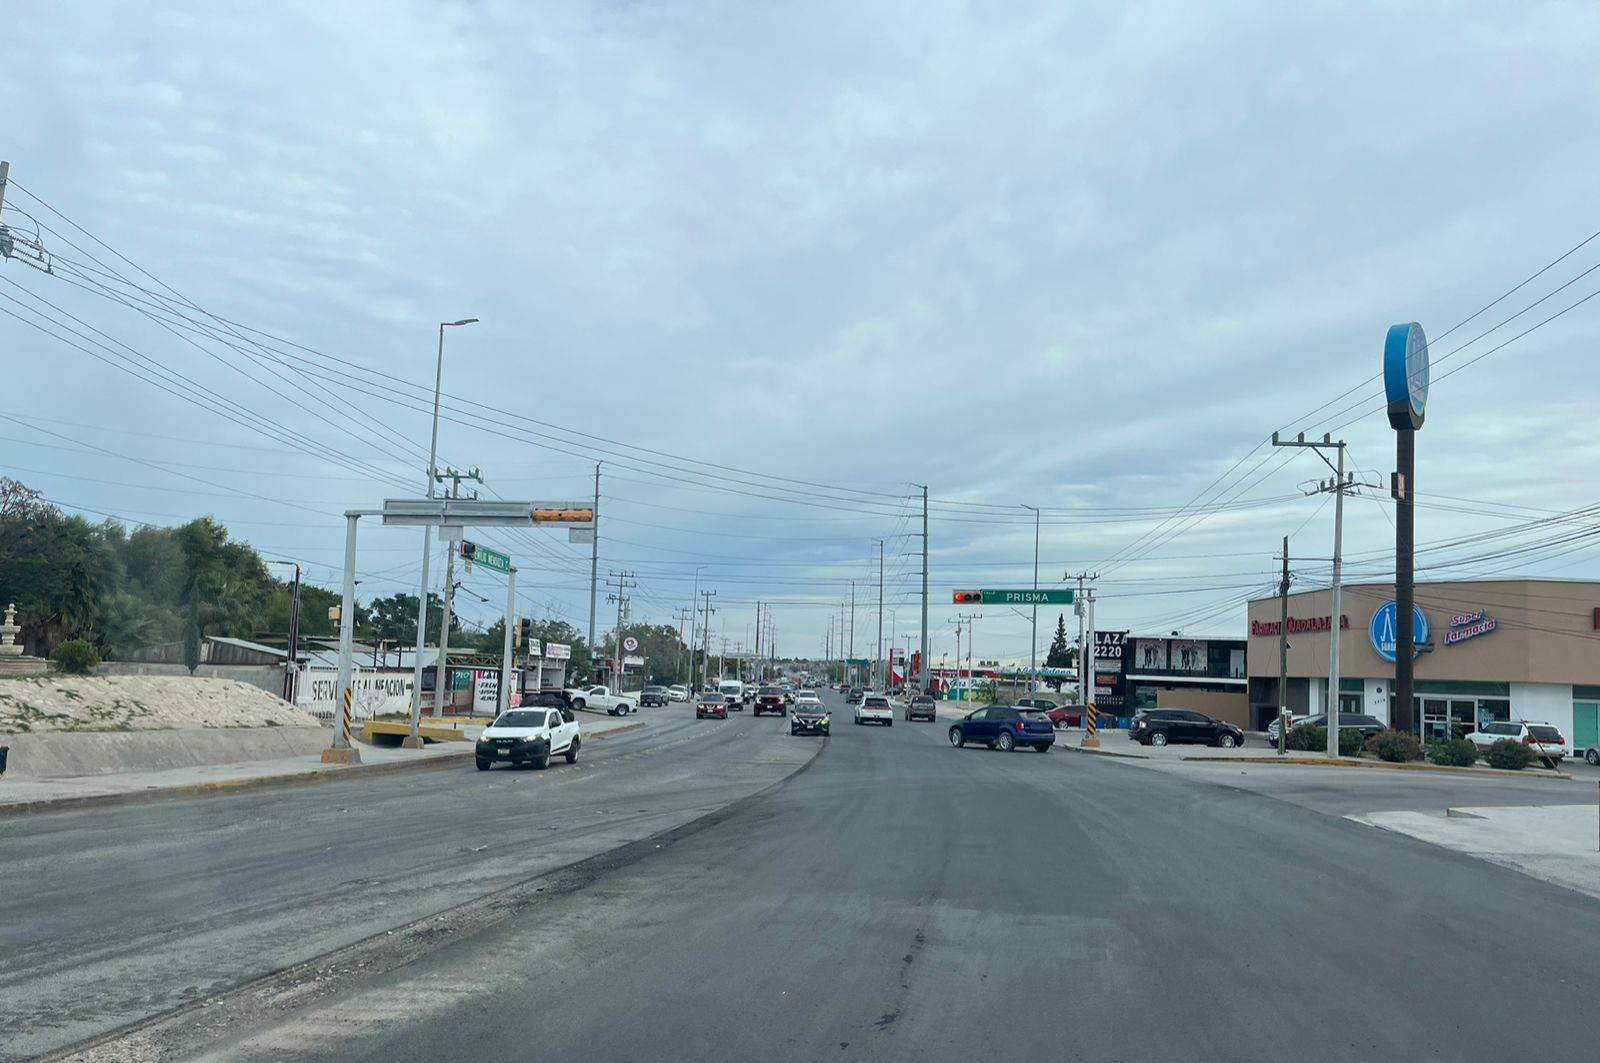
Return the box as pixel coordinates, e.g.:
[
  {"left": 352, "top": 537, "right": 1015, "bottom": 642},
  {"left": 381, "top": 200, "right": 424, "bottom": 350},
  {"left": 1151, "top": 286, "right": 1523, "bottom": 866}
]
[{"left": 1443, "top": 609, "right": 1498, "bottom": 646}]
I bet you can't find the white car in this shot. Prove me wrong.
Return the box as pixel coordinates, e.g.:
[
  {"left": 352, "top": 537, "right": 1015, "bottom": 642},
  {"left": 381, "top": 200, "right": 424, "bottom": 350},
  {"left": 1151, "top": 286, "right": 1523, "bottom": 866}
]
[
  {"left": 854, "top": 693, "right": 893, "bottom": 727},
  {"left": 1466, "top": 721, "right": 1569, "bottom": 763},
  {"left": 666, "top": 685, "right": 690, "bottom": 703},
  {"left": 565, "top": 685, "right": 637, "bottom": 716},
  {"left": 476, "top": 703, "right": 582, "bottom": 770}
]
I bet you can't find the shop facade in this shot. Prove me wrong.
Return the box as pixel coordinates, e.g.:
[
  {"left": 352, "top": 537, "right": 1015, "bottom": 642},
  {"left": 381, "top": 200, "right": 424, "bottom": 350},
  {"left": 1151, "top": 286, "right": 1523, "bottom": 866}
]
[
  {"left": 1101, "top": 631, "right": 1249, "bottom": 728},
  {"left": 1245, "top": 579, "right": 1600, "bottom": 745}
]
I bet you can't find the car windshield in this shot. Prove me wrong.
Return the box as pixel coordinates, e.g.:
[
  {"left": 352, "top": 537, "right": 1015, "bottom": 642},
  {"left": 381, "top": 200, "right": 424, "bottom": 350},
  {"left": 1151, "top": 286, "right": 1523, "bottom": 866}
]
[
  {"left": 644, "top": 686, "right": 665, "bottom": 693},
  {"left": 697, "top": 694, "right": 722, "bottom": 703},
  {"left": 912, "top": 695, "right": 933, "bottom": 704},
  {"left": 759, "top": 686, "right": 781, "bottom": 695},
  {"left": 525, "top": 694, "right": 566, "bottom": 708},
  {"left": 492, "top": 711, "right": 545, "bottom": 728}
]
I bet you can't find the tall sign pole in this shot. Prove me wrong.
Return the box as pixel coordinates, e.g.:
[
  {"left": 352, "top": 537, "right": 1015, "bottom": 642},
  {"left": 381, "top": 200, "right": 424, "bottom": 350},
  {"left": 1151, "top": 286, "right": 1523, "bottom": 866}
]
[
  {"left": 920, "top": 485, "right": 929, "bottom": 695},
  {"left": 1385, "top": 323, "right": 1429, "bottom": 734}
]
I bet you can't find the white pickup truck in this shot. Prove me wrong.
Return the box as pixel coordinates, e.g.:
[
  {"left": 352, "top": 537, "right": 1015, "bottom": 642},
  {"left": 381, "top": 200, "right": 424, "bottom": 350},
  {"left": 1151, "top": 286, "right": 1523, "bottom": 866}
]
[{"left": 565, "top": 684, "right": 637, "bottom": 716}]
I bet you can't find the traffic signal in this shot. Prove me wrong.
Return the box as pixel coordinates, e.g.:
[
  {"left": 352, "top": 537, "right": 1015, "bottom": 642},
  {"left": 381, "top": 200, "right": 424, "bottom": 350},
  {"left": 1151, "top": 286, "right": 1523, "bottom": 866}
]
[
  {"left": 459, "top": 540, "right": 477, "bottom": 561},
  {"left": 514, "top": 618, "right": 530, "bottom": 651},
  {"left": 530, "top": 507, "right": 595, "bottom": 524},
  {"left": 952, "top": 590, "right": 983, "bottom": 604}
]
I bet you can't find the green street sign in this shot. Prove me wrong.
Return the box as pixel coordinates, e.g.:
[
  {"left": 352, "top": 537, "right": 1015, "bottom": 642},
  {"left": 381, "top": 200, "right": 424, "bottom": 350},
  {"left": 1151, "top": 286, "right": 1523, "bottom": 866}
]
[
  {"left": 464, "top": 541, "right": 512, "bottom": 574},
  {"left": 847, "top": 658, "right": 871, "bottom": 667},
  {"left": 952, "top": 588, "right": 1075, "bottom": 606}
]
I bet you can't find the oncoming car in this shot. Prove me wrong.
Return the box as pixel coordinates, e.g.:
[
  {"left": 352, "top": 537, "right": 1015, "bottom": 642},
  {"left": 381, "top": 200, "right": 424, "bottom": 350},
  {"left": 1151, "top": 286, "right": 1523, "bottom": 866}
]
[
  {"left": 790, "top": 703, "right": 830, "bottom": 736},
  {"left": 905, "top": 694, "right": 937, "bottom": 722},
  {"left": 696, "top": 691, "right": 729, "bottom": 719},
  {"left": 475, "top": 704, "right": 581, "bottom": 770}
]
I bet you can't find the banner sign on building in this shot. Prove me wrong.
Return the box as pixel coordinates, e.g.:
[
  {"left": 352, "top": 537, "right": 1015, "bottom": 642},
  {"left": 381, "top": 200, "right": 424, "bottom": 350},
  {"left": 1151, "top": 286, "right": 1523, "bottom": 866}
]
[
  {"left": 1132, "top": 639, "right": 1168, "bottom": 671},
  {"left": 544, "top": 642, "right": 572, "bottom": 661},
  {"left": 1093, "top": 630, "right": 1125, "bottom": 661},
  {"left": 1170, "top": 639, "right": 1207, "bottom": 673},
  {"left": 1250, "top": 614, "right": 1350, "bottom": 637},
  {"left": 1444, "top": 609, "right": 1498, "bottom": 646}
]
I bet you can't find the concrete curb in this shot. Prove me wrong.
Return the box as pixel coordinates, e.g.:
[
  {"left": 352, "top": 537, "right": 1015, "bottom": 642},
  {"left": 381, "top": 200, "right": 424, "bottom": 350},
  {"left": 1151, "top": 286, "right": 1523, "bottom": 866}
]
[
  {"left": 1061, "top": 744, "right": 1149, "bottom": 760},
  {"left": 1177, "top": 754, "right": 1572, "bottom": 780},
  {"left": 0, "top": 720, "right": 650, "bottom": 818}
]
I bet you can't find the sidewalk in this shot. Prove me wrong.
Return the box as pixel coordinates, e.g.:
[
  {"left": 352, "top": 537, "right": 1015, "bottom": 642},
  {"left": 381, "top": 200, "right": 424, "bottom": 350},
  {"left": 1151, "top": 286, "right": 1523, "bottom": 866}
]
[{"left": 0, "top": 712, "right": 647, "bottom": 815}]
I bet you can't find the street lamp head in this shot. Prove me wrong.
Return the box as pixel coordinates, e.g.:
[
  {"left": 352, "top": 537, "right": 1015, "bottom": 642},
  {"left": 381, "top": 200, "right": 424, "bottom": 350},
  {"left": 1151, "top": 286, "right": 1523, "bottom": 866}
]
[{"left": 445, "top": 318, "right": 479, "bottom": 327}]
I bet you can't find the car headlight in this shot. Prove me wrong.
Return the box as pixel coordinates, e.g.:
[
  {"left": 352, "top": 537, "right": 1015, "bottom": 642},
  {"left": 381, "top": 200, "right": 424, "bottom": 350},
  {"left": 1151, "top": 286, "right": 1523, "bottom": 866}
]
[{"left": 519, "top": 734, "right": 540, "bottom": 743}]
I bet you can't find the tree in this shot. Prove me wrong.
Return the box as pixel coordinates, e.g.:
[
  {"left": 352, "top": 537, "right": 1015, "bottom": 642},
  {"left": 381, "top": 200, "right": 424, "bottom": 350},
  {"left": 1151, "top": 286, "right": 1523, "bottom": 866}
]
[
  {"left": 601, "top": 622, "right": 690, "bottom": 684},
  {"left": 1043, "top": 613, "right": 1075, "bottom": 692},
  {"left": 365, "top": 591, "right": 453, "bottom": 645},
  {"left": 174, "top": 518, "right": 272, "bottom": 672}
]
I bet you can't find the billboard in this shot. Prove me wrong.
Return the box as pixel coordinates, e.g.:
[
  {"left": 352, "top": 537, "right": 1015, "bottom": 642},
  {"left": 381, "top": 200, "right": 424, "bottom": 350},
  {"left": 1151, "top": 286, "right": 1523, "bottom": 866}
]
[
  {"left": 544, "top": 642, "right": 572, "bottom": 661},
  {"left": 1093, "top": 630, "right": 1125, "bottom": 662},
  {"left": 1170, "top": 639, "right": 1207, "bottom": 673},
  {"left": 1132, "top": 639, "right": 1168, "bottom": 671}
]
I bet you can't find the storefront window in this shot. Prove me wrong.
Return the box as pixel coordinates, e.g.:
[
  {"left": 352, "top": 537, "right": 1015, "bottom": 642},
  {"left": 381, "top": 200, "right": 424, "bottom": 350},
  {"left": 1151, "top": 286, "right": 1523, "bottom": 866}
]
[{"left": 1478, "top": 699, "right": 1510, "bottom": 724}]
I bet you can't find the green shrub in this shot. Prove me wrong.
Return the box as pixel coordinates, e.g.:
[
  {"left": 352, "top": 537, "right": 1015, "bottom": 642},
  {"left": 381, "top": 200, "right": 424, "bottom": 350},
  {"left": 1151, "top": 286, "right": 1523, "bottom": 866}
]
[
  {"left": 1286, "top": 724, "right": 1326, "bottom": 751},
  {"left": 1427, "top": 737, "right": 1479, "bottom": 767},
  {"left": 49, "top": 639, "right": 101, "bottom": 675},
  {"left": 1484, "top": 738, "right": 1534, "bottom": 771},
  {"left": 1338, "top": 727, "right": 1367, "bottom": 757},
  {"left": 1366, "top": 729, "right": 1423, "bottom": 763}
]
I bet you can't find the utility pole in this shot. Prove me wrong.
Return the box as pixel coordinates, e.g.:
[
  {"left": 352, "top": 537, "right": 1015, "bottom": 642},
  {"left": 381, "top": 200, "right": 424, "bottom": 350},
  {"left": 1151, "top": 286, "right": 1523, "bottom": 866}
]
[
  {"left": 876, "top": 540, "right": 885, "bottom": 690},
  {"left": 606, "top": 569, "right": 635, "bottom": 692},
  {"left": 1082, "top": 586, "right": 1098, "bottom": 747},
  {"left": 588, "top": 464, "right": 601, "bottom": 651},
  {"left": 1272, "top": 432, "right": 1352, "bottom": 758},
  {"left": 848, "top": 581, "right": 856, "bottom": 686},
  {"left": 1278, "top": 536, "right": 1291, "bottom": 757},
  {"left": 1023, "top": 503, "right": 1041, "bottom": 686},
  {"left": 674, "top": 607, "right": 693, "bottom": 685},
  {"left": 952, "top": 618, "right": 964, "bottom": 696},
  {"left": 432, "top": 466, "right": 483, "bottom": 717},
  {"left": 1068, "top": 572, "right": 1092, "bottom": 706},
  {"left": 753, "top": 599, "right": 762, "bottom": 680},
  {"left": 699, "top": 590, "right": 717, "bottom": 690},
  {"left": 920, "top": 485, "right": 930, "bottom": 693},
  {"left": 499, "top": 564, "right": 517, "bottom": 714}
]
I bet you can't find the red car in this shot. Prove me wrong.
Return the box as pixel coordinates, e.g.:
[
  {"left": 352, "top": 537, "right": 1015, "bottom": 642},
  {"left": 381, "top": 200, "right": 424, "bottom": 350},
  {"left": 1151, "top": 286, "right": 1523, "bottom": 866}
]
[
  {"left": 696, "top": 693, "right": 728, "bottom": 719},
  {"left": 752, "top": 686, "right": 787, "bottom": 717},
  {"left": 1018, "top": 697, "right": 1081, "bottom": 729}
]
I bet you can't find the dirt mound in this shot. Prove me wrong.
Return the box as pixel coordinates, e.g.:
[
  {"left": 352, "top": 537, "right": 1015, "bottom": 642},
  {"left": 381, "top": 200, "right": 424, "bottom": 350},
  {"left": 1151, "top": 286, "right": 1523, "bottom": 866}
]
[{"left": 0, "top": 676, "right": 320, "bottom": 734}]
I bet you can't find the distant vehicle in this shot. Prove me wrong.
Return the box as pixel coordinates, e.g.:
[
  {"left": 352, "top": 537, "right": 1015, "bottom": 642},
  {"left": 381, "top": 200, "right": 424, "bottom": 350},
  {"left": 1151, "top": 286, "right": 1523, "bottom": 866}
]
[
  {"left": 846, "top": 688, "right": 865, "bottom": 705},
  {"left": 905, "top": 694, "right": 937, "bottom": 722},
  {"left": 696, "top": 691, "right": 729, "bottom": 719},
  {"left": 476, "top": 704, "right": 581, "bottom": 770},
  {"left": 794, "top": 692, "right": 823, "bottom": 710},
  {"left": 666, "top": 685, "right": 690, "bottom": 703},
  {"left": 639, "top": 686, "right": 669, "bottom": 708},
  {"left": 753, "top": 686, "right": 787, "bottom": 717},
  {"left": 791, "top": 704, "right": 830, "bottom": 736},
  {"left": 947, "top": 706, "right": 1054, "bottom": 753},
  {"left": 796, "top": 689, "right": 818, "bottom": 702},
  {"left": 1466, "top": 721, "right": 1568, "bottom": 764},
  {"left": 1129, "top": 709, "right": 1244, "bottom": 748},
  {"left": 565, "top": 685, "right": 636, "bottom": 717},
  {"left": 1270, "top": 712, "right": 1385, "bottom": 744},
  {"left": 855, "top": 693, "right": 893, "bottom": 727},
  {"left": 1016, "top": 697, "right": 1081, "bottom": 729},
  {"left": 718, "top": 679, "right": 745, "bottom": 709}
]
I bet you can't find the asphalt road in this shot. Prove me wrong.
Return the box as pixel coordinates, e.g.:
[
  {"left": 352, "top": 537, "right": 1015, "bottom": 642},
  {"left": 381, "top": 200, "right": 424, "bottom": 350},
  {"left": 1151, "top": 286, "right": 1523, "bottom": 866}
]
[
  {"left": 99, "top": 687, "right": 1600, "bottom": 1063},
  {"left": 0, "top": 708, "right": 814, "bottom": 1061}
]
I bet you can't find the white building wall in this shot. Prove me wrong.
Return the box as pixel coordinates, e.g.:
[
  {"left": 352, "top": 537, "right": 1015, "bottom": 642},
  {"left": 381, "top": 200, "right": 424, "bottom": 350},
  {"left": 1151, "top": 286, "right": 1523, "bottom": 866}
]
[
  {"left": 1510, "top": 683, "right": 1575, "bottom": 741},
  {"left": 1364, "top": 679, "right": 1391, "bottom": 725}
]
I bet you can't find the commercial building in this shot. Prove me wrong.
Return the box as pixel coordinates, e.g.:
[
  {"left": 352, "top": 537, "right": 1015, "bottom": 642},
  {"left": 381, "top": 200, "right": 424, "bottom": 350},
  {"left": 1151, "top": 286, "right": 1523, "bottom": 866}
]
[
  {"left": 1100, "top": 631, "right": 1249, "bottom": 728},
  {"left": 1245, "top": 578, "right": 1600, "bottom": 746}
]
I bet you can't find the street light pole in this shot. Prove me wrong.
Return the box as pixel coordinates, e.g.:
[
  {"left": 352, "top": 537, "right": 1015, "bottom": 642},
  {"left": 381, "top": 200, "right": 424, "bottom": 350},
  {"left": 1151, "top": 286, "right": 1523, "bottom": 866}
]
[
  {"left": 1023, "top": 504, "right": 1040, "bottom": 688},
  {"left": 407, "top": 317, "right": 476, "bottom": 749}
]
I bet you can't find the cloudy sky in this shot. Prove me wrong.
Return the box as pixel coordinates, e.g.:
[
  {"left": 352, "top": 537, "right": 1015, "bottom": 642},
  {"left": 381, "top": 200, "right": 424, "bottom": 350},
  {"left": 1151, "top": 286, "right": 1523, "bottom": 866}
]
[{"left": 4, "top": 1, "right": 1599, "bottom": 666}]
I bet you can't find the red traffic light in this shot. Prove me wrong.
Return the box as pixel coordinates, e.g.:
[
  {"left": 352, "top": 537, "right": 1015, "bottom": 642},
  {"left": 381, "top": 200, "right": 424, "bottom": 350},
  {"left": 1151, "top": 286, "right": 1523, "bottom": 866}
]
[{"left": 952, "top": 590, "right": 983, "bottom": 604}]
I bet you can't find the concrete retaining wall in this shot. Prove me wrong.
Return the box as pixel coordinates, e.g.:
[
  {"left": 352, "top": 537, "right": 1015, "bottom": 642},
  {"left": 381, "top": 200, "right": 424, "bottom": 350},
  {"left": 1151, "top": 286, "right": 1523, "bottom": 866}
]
[{"left": 0, "top": 726, "right": 332, "bottom": 779}]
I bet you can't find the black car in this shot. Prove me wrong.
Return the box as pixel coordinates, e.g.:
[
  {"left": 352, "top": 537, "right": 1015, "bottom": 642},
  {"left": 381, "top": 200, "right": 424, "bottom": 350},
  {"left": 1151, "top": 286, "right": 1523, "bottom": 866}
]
[
  {"left": 790, "top": 705, "right": 831, "bottom": 736},
  {"left": 845, "top": 688, "right": 865, "bottom": 705},
  {"left": 639, "top": 686, "right": 669, "bottom": 708},
  {"left": 1129, "top": 709, "right": 1245, "bottom": 748},
  {"left": 905, "top": 694, "right": 937, "bottom": 722}
]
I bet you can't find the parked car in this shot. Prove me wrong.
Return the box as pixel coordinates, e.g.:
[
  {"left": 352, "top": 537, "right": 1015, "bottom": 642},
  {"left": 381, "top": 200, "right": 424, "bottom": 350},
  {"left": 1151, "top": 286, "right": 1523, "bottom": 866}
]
[
  {"left": 639, "top": 685, "right": 669, "bottom": 708},
  {"left": 1016, "top": 696, "right": 1081, "bottom": 729},
  {"left": 1267, "top": 712, "right": 1386, "bottom": 744},
  {"left": 476, "top": 704, "right": 581, "bottom": 770},
  {"left": 696, "top": 691, "right": 729, "bottom": 719},
  {"left": 790, "top": 704, "right": 830, "bottom": 736},
  {"left": 905, "top": 694, "right": 937, "bottom": 722},
  {"left": 1466, "top": 721, "right": 1569, "bottom": 764},
  {"left": 666, "top": 685, "right": 690, "bottom": 703},
  {"left": 565, "top": 685, "right": 636, "bottom": 717},
  {"left": 947, "top": 706, "right": 1054, "bottom": 752},
  {"left": 1129, "top": 709, "right": 1245, "bottom": 748},
  {"left": 854, "top": 693, "right": 893, "bottom": 726},
  {"left": 1584, "top": 743, "right": 1600, "bottom": 766}
]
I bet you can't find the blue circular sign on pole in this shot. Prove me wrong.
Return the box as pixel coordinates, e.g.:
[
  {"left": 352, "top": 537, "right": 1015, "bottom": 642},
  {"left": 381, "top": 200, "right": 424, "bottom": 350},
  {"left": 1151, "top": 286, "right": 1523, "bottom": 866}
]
[
  {"left": 1383, "top": 322, "right": 1429, "bottom": 431},
  {"left": 1369, "top": 600, "right": 1429, "bottom": 662}
]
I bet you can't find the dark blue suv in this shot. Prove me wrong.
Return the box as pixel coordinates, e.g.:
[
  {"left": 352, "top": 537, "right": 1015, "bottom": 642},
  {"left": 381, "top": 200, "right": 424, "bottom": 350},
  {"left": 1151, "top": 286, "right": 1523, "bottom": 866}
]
[{"left": 948, "top": 706, "right": 1055, "bottom": 753}]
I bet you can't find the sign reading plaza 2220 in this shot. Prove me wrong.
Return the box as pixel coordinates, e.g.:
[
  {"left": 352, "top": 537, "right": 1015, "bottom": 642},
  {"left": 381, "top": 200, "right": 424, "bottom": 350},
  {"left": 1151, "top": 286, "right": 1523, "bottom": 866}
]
[{"left": 952, "top": 588, "right": 1075, "bottom": 606}]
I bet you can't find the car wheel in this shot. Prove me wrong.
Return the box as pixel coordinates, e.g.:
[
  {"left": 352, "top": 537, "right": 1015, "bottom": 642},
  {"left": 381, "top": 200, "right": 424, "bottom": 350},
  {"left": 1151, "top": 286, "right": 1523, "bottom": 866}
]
[
  {"left": 886, "top": 719, "right": 893, "bottom": 727},
  {"left": 572, "top": 699, "right": 585, "bottom": 711},
  {"left": 475, "top": 758, "right": 490, "bottom": 771},
  {"left": 1217, "top": 734, "right": 1237, "bottom": 749},
  {"left": 532, "top": 746, "right": 551, "bottom": 770},
  {"left": 565, "top": 737, "right": 580, "bottom": 764},
  {"left": 1588, "top": 748, "right": 1600, "bottom": 765},
  {"left": 1150, "top": 731, "right": 1168, "bottom": 747},
  {"left": 997, "top": 731, "right": 1015, "bottom": 752},
  {"left": 948, "top": 727, "right": 965, "bottom": 748},
  {"left": 1035, "top": 743, "right": 1051, "bottom": 753}
]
